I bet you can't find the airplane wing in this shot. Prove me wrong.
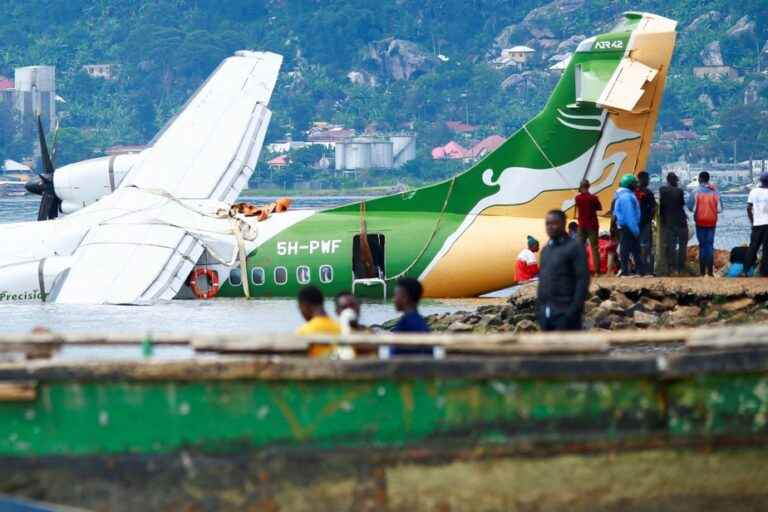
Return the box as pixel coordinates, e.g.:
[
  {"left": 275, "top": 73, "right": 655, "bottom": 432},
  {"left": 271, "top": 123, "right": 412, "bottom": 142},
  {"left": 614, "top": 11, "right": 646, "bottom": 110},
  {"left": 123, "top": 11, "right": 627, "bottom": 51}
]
[{"left": 48, "top": 51, "right": 281, "bottom": 304}]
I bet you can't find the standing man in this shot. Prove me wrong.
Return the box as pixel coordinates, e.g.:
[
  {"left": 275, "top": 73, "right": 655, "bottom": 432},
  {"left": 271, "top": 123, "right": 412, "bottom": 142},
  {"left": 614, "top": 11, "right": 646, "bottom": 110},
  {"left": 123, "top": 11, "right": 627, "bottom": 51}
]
[
  {"left": 658, "top": 172, "right": 688, "bottom": 275},
  {"left": 635, "top": 171, "right": 657, "bottom": 274},
  {"left": 743, "top": 172, "right": 768, "bottom": 276},
  {"left": 613, "top": 174, "right": 643, "bottom": 276},
  {"left": 537, "top": 209, "right": 590, "bottom": 331},
  {"left": 687, "top": 171, "right": 722, "bottom": 277},
  {"left": 574, "top": 179, "right": 602, "bottom": 275},
  {"left": 515, "top": 235, "right": 540, "bottom": 282}
]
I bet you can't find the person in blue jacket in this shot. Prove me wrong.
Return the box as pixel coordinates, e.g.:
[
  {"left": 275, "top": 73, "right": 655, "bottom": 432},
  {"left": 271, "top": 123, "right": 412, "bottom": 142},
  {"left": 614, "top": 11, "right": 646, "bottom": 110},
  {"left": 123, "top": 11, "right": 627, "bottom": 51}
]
[{"left": 613, "top": 174, "right": 644, "bottom": 276}]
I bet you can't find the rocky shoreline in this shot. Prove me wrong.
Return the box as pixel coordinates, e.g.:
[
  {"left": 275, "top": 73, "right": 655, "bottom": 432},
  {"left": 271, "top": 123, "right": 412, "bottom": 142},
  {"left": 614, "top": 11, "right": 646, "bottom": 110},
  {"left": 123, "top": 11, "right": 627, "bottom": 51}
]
[{"left": 426, "top": 278, "right": 768, "bottom": 333}]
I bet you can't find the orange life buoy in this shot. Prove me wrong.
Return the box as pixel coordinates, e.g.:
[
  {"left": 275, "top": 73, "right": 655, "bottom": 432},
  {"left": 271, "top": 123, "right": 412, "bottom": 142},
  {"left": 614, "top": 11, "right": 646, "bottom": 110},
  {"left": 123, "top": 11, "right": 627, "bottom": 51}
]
[{"left": 189, "top": 267, "right": 220, "bottom": 299}]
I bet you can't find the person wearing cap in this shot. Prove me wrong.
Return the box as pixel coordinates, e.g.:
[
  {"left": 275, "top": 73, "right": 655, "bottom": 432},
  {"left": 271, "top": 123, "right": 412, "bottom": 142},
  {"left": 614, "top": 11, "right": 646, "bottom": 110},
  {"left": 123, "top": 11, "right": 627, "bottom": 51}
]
[
  {"left": 687, "top": 171, "right": 722, "bottom": 277},
  {"left": 574, "top": 179, "right": 603, "bottom": 275},
  {"left": 659, "top": 172, "right": 688, "bottom": 275},
  {"left": 743, "top": 171, "right": 768, "bottom": 276},
  {"left": 515, "top": 236, "right": 540, "bottom": 282},
  {"left": 613, "top": 174, "right": 643, "bottom": 276}
]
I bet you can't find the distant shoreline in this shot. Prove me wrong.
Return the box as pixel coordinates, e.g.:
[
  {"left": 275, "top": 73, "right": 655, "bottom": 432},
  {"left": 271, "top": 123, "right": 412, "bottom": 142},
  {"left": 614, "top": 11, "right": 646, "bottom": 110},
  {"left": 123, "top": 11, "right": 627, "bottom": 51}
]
[{"left": 241, "top": 186, "right": 403, "bottom": 197}]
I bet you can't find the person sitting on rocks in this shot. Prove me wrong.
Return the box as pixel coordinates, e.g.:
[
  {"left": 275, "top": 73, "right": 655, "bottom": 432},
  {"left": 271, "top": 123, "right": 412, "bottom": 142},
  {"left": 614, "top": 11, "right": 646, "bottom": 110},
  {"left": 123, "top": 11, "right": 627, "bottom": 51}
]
[
  {"left": 391, "top": 277, "right": 431, "bottom": 333},
  {"left": 537, "top": 209, "right": 590, "bottom": 331},
  {"left": 515, "top": 235, "right": 540, "bottom": 282}
]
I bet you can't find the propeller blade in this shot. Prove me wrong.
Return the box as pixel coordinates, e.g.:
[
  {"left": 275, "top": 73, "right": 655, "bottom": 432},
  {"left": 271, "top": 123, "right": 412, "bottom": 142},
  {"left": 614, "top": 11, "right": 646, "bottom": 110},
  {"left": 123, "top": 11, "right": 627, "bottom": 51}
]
[
  {"left": 34, "top": 115, "right": 60, "bottom": 221},
  {"left": 36, "top": 116, "right": 55, "bottom": 176}
]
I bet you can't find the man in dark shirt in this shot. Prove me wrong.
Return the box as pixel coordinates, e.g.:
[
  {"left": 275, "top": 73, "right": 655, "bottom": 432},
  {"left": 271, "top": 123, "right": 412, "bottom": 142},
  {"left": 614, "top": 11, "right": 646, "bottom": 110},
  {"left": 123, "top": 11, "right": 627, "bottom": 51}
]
[
  {"left": 392, "top": 277, "right": 431, "bottom": 333},
  {"left": 635, "top": 171, "right": 657, "bottom": 274},
  {"left": 574, "top": 179, "right": 603, "bottom": 275},
  {"left": 658, "top": 172, "right": 688, "bottom": 275},
  {"left": 537, "top": 209, "right": 590, "bottom": 331}
]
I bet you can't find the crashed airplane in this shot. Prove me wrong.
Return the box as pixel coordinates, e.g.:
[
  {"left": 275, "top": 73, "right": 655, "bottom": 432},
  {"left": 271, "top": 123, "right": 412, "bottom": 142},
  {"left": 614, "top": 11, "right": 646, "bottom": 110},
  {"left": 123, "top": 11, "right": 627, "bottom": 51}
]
[{"left": 1, "top": 12, "right": 676, "bottom": 304}]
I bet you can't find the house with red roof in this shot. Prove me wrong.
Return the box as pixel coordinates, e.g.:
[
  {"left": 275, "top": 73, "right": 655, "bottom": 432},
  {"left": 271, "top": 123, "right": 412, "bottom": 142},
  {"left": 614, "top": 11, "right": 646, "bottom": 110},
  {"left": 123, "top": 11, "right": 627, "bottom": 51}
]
[
  {"left": 469, "top": 135, "right": 505, "bottom": 159},
  {"left": 267, "top": 155, "right": 289, "bottom": 168},
  {"left": 431, "top": 141, "right": 469, "bottom": 160},
  {"left": 0, "top": 76, "right": 14, "bottom": 91}
]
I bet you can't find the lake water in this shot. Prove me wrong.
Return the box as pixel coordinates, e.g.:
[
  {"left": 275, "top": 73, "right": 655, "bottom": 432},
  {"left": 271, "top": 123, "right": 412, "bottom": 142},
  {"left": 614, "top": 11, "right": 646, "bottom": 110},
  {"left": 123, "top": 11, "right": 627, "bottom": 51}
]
[{"left": 0, "top": 193, "right": 752, "bottom": 334}]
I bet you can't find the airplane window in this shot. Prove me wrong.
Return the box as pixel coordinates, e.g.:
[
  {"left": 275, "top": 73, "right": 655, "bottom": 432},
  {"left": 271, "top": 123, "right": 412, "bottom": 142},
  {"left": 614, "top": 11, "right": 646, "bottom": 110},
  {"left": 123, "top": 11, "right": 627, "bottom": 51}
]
[
  {"left": 274, "top": 266, "right": 288, "bottom": 285},
  {"left": 251, "top": 267, "right": 265, "bottom": 286},
  {"left": 297, "top": 265, "right": 310, "bottom": 285},
  {"left": 319, "top": 265, "right": 333, "bottom": 284},
  {"left": 229, "top": 268, "right": 242, "bottom": 286}
]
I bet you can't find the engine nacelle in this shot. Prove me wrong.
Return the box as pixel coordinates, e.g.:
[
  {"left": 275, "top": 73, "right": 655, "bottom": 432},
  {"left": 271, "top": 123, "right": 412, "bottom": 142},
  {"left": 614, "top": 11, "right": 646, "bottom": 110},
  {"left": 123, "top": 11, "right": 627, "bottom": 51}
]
[{"left": 54, "top": 152, "right": 143, "bottom": 214}]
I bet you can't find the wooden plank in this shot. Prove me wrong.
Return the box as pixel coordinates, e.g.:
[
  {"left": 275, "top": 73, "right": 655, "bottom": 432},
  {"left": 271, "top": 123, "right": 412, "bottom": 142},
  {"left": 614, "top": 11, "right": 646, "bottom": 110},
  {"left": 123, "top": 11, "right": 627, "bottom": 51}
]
[
  {"left": 687, "top": 325, "right": 768, "bottom": 350},
  {"left": 0, "top": 380, "right": 36, "bottom": 401}
]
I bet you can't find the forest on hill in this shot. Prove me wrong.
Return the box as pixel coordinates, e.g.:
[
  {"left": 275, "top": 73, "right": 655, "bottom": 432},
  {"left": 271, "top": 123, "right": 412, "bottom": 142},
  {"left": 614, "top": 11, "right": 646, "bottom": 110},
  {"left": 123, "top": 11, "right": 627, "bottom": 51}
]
[{"left": 0, "top": 0, "right": 767, "bottom": 187}]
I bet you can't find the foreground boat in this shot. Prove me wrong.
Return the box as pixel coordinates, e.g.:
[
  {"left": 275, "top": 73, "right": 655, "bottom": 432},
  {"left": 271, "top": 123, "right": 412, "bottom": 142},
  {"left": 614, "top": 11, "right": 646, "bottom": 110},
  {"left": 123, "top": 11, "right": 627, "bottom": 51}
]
[{"left": 1, "top": 326, "right": 768, "bottom": 510}]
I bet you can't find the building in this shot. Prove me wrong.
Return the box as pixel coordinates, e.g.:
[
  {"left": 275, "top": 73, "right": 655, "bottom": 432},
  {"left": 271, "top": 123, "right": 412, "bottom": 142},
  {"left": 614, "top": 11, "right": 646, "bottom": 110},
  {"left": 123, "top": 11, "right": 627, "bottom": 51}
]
[
  {"left": 662, "top": 161, "right": 752, "bottom": 185},
  {"left": 469, "top": 135, "right": 505, "bottom": 159},
  {"left": 495, "top": 46, "right": 536, "bottom": 68},
  {"left": 431, "top": 141, "right": 469, "bottom": 160},
  {"left": 267, "top": 155, "right": 289, "bottom": 168},
  {"left": 548, "top": 54, "right": 571, "bottom": 74},
  {"left": 693, "top": 66, "right": 738, "bottom": 80},
  {"left": 307, "top": 123, "right": 355, "bottom": 147},
  {"left": 82, "top": 64, "right": 117, "bottom": 80},
  {"left": 3, "top": 66, "right": 57, "bottom": 134},
  {"left": 335, "top": 134, "right": 416, "bottom": 171},
  {"left": 267, "top": 141, "right": 311, "bottom": 154},
  {"left": 0, "top": 76, "right": 13, "bottom": 91}
]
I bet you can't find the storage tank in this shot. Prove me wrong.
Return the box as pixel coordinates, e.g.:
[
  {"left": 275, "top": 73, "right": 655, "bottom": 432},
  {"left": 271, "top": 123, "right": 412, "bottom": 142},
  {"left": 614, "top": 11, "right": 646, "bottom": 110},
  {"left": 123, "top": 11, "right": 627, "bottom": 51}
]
[
  {"left": 370, "top": 139, "right": 394, "bottom": 168},
  {"left": 14, "top": 66, "right": 56, "bottom": 132},
  {"left": 391, "top": 135, "right": 416, "bottom": 168}
]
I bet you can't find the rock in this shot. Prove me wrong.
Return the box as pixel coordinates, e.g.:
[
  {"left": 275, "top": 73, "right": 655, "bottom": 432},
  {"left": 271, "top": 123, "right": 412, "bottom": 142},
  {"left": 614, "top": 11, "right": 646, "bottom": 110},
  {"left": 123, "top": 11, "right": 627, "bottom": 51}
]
[
  {"left": 556, "top": 35, "right": 586, "bottom": 53},
  {"left": 513, "top": 319, "right": 538, "bottom": 333},
  {"left": 661, "top": 297, "right": 677, "bottom": 311},
  {"left": 500, "top": 70, "right": 549, "bottom": 91},
  {"left": 725, "top": 16, "right": 756, "bottom": 42},
  {"left": 639, "top": 297, "right": 667, "bottom": 313},
  {"left": 612, "top": 292, "right": 634, "bottom": 310},
  {"left": 700, "top": 41, "right": 724, "bottom": 67},
  {"left": 464, "top": 315, "right": 482, "bottom": 325},
  {"left": 684, "top": 11, "right": 721, "bottom": 33},
  {"left": 632, "top": 310, "right": 658, "bottom": 327},
  {"left": 597, "top": 314, "right": 623, "bottom": 330},
  {"left": 447, "top": 321, "right": 474, "bottom": 332},
  {"left": 701, "top": 310, "right": 720, "bottom": 323},
  {"left": 720, "top": 297, "right": 755, "bottom": 312},
  {"left": 362, "top": 38, "right": 438, "bottom": 81},
  {"left": 667, "top": 305, "right": 702, "bottom": 325},
  {"left": 347, "top": 70, "right": 377, "bottom": 87},
  {"left": 598, "top": 300, "right": 626, "bottom": 316},
  {"left": 698, "top": 93, "right": 715, "bottom": 111}
]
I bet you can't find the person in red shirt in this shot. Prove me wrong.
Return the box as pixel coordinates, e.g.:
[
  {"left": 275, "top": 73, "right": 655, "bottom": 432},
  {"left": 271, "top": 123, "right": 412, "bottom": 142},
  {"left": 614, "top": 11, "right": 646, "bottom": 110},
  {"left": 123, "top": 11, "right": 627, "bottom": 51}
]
[
  {"left": 515, "top": 236, "right": 540, "bottom": 282},
  {"left": 574, "top": 179, "right": 603, "bottom": 275}
]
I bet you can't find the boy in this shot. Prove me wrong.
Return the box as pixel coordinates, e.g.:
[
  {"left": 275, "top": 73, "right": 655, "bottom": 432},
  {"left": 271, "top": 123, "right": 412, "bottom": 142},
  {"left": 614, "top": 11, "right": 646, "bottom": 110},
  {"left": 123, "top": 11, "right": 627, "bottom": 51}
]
[
  {"left": 392, "top": 277, "right": 431, "bottom": 333},
  {"left": 296, "top": 285, "right": 341, "bottom": 335}
]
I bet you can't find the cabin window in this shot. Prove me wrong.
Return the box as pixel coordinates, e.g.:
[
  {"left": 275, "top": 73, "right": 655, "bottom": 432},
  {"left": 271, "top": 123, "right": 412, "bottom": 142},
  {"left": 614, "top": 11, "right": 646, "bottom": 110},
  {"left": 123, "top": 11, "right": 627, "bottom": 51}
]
[
  {"left": 274, "top": 266, "right": 288, "bottom": 285},
  {"left": 319, "top": 265, "right": 334, "bottom": 284},
  {"left": 297, "top": 265, "right": 310, "bottom": 285},
  {"left": 251, "top": 267, "right": 265, "bottom": 286},
  {"left": 229, "top": 268, "right": 242, "bottom": 287},
  {"left": 352, "top": 234, "right": 386, "bottom": 279}
]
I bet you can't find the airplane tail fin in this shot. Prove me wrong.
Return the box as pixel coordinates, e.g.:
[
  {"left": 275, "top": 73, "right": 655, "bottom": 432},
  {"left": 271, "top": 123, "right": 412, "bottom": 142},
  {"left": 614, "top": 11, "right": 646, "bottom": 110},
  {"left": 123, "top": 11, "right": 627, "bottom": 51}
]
[{"left": 426, "top": 12, "right": 678, "bottom": 219}]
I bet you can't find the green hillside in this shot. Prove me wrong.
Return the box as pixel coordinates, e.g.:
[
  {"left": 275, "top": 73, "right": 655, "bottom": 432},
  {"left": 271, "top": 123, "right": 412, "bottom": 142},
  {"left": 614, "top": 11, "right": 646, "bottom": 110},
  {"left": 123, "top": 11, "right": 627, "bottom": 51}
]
[{"left": 0, "top": 0, "right": 766, "bottom": 184}]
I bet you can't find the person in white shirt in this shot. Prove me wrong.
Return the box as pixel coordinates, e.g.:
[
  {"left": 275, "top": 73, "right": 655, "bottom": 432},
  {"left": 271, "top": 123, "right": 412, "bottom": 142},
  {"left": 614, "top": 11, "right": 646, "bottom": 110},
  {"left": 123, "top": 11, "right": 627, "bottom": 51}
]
[{"left": 743, "top": 171, "right": 768, "bottom": 276}]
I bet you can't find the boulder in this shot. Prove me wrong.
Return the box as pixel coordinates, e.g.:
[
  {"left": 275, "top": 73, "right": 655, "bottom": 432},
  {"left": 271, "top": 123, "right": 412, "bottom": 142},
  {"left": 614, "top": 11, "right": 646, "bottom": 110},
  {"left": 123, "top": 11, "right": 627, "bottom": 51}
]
[
  {"left": 513, "top": 319, "right": 539, "bottom": 333},
  {"left": 684, "top": 11, "right": 721, "bottom": 33},
  {"left": 639, "top": 296, "right": 667, "bottom": 313},
  {"left": 725, "top": 16, "right": 756, "bottom": 42},
  {"left": 700, "top": 41, "right": 724, "bottom": 67},
  {"left": 362, "top": 38, "right": 438, "bottom": 81},
  {"left": 667, "top": 305, "right": 702, "bottom": 325},
  {"left": 719, "top": 297, "right": 755, "bottom": 313},
  {"left": 447, "top": 321, "right": 474, "bottom": 332},
  {"left": 612, "top": 292, "right": 634, "bottom": 310},
  {"left": 633, "top": 310, "right": 659, "bottom": 327},
  {"left": 556, "top": 35, "right": 586, "bottom": 53}
]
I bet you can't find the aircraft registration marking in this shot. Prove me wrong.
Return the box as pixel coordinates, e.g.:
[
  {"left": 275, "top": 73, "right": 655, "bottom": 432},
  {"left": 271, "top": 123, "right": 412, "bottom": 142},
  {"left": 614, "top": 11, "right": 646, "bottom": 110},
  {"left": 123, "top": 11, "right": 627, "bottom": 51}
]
[{"left": 277, "top": 240, "right": 342, "bottom": 256}]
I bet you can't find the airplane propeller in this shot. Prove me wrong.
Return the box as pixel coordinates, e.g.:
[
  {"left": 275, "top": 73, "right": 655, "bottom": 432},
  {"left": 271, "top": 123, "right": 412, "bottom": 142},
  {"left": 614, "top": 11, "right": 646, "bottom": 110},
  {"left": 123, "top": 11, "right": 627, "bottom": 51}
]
[{"left": 25, "top": 116, "right": 61, "bottom": 221}]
